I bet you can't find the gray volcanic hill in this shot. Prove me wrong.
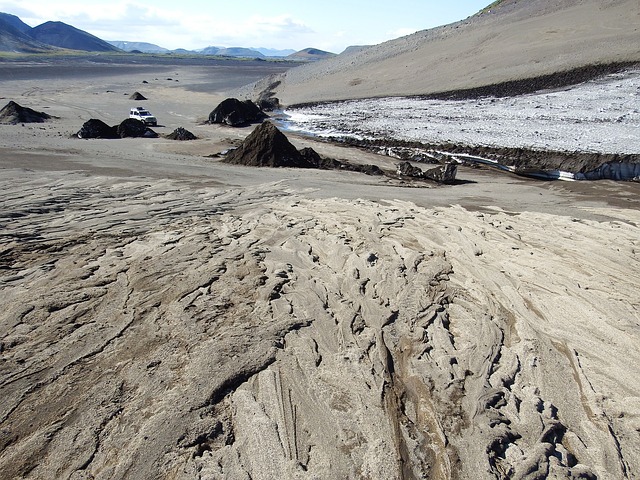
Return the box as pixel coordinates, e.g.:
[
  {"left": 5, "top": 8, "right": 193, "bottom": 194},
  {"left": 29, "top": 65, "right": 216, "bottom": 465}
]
[
  {"left": 254, "top": 47, "right": 296, "bottom": 57},
  {"left": 0, "top": 13, "right": 55, "bottom": 53},
  {"left": 287, "top": 47, "right": 336, "bottom": 62},
  {"left": 198, "top": 45, "right": 222, "bottom": 55},
  {"left": 340, "top": 45, "right": 371, "bottom": 55},
  {"left": 266, "top": 0, "right": 640, "bottom": 105},
  {"left": 196, "top": 46, "right": 266, "bottom": 58},
  {"left": 109, "top": 41, "right": 169, "bottom": 53},
  {"left": 217, "top": 47, "right": 265, "bottom": 58},
  {"left": 29, "top": 21, "right": 120, "bottom": 52}
]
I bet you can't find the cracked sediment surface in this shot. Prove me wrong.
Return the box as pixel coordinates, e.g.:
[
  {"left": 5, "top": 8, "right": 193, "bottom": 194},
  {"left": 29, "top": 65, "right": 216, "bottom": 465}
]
[{"left": 1, "top": 170, "right": 639, "bottom": 479}]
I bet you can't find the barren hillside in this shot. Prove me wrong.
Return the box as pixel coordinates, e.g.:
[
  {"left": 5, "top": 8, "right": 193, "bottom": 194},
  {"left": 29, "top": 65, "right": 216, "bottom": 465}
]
[{"left": 259, "top": 0, "right": 640, "bottom": 105}]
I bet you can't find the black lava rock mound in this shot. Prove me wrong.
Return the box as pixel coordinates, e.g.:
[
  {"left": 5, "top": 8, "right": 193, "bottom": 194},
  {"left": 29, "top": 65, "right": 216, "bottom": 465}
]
[
  {"left": 117, "top": 118, "right": 158, "bottom": 138},
  {"left": 209, "top": 98, "right": 266, "bottom": 127},
  {"left": 77, "top": 119, "right": 118, "bottom": 139},
  {"left": 77, "top": 118, "right": 157, "bottom": 139},
  {"left": 223, "top": 121, "right": 313, "bottom": 167},
  {"left": 222, "top": 121, "right": 385, "bottom": 177},
  {"left": 0, "top": 101, "right": 52, "bottom": 124},
  {"left": 166, "top": 127, "right": 197, "bottom": 140}
]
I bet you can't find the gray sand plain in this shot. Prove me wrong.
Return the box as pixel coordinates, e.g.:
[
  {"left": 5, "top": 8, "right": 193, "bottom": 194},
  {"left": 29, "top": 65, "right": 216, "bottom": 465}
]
[{"left": 1, "top": 59, "right": 640, "bottom": 480}]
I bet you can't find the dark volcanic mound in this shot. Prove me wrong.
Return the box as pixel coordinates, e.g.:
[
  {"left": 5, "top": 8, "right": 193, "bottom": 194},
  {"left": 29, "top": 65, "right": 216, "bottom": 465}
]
[
  {"left": 77, "top": 118, "right": 157, "bottom": 139},
  {"left": 222, "top": 122, "right": 385, "bottom": 176},
  {"left": 0, "top": 101, "right": 52, "bottom": 124},
  {"left": 222, "top": 121, "right": 313, "bottom": 168},
  {"left": 77, "top": 119, "right": 118, "bottom": 139},
  {"left": 166, "top": 127, "right": 197, "bottom": 141},
  {"left": 209, "top": 98, "right": 266, "bottom": 127},
  {"left": 117, "top": 118, "right": 158, "bottom": 138}
]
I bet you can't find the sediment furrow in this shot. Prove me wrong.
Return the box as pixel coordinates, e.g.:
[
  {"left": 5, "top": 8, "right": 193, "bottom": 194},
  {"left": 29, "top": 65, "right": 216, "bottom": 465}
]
[{"left": 1, "top": 176, "right": 639, "bottom": 479}]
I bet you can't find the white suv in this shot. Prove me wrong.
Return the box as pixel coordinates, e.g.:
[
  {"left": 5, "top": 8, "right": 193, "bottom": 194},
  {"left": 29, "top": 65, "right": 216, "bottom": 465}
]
[{"left": 129, "top": 106, "right": 157, "bottom": 126}]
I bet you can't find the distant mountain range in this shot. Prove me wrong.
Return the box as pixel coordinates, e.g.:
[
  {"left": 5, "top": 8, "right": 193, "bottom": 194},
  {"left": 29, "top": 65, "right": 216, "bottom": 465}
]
[
  {"left": 109, "top": 42, "right": 331, "bottom": 61},
  {"left": 107, "top": 41, "right": 169, "bottom": 54},
  {"left": 0, "top": 12, "right": 335, "bottom": 61}
]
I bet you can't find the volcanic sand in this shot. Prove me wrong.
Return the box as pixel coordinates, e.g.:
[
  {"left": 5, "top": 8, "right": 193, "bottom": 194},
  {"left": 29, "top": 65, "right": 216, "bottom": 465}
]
[{"left": 1, "top": 60, "right": 640, "bottom": 479}]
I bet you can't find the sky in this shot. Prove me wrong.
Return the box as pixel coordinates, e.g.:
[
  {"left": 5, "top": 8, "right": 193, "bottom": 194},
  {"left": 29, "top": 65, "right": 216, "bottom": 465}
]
[{"left": 0, "top": 1, "right": 493, "bottom": 53}]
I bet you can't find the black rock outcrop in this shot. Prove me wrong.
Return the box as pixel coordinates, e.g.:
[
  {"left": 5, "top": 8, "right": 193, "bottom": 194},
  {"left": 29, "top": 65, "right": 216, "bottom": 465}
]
[
  {"left": 209, "top": 98, "right": 265, "bottom": 127},
  {"left": 166, "top": 127, "right": 197, "bottom": 141},
  {"left": 223, "top": 121, "right": 312, "bottom": 167},
  {"left": 396, "top": 160, "right": 457, "bottom": 184},
  {"left": 117, "top": 118, "right": 158, "bottom": 138},
  {"left": 300, "top": 147, "right": 383, "bottom": 175},
  {"left": 424, "top": 163, "right": 458, "bottom": 184},
  {"left": 77, "top": 118, "right": 157, "bottom": 139},
  {"left": 0, "top": 101, "right": 52, "bottom": 124},
  {"left": 396, "top": 161, "right": 425, "bottom": 178},
  {"left": 257, "top": 96, "right": 280, "bottom": 112},
  {"left": 257, "top": 81, "right": 282, "bottom": 111},
  {"left": 222, "top": 122, "right": 384, "bottom": 177},
  {"left": 77, "top": 119, "right": 118, "bottom": 139}
]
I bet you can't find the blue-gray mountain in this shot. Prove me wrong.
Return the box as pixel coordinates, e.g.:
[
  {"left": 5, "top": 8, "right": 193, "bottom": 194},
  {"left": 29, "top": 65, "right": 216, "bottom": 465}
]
[
  {"left": 0, "top": 12, "right": 55, "bottom": 53},
  {"left": 0, "top": 14, "right": 118, "bottom": 53},
  {"left": 0, "top": 12, "right": 332, "bottom": 58}
]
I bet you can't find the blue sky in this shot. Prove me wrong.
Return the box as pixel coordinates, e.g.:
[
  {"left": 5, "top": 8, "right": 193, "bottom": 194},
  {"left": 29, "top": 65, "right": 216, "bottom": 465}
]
[{"left": 1, "top": 1, "right": 492, "bottom": 53}]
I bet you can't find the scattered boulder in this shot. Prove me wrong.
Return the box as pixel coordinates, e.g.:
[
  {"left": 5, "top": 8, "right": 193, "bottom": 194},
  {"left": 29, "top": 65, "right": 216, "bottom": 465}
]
[
  {"left": 396, "top": 161, "right": 425, "bottom": 178},
  {"left": 424, "top": 163, "right": 458, "bottom": 184},
  {"left": 129, "top": 91, "right": 147, "bottom": 100},
  {"left": 166, "top": 127, "right": 197, "bottom": 141},
  {"left": 77, "top": 119, "right": 118, "bottom": 139},
  {"left": 300, "top": 147, "right": 383, "bottom": 175},
  {"left": 396, "top": 161, "right": 457, "bottom": 183},
  {"left": 0, "top": 101, "right": 52, "bottom": 124},
  {"left": 209, "top": 98, "right": 266, "bottom": 127},
  {"left": 223, "top": 121, "right": 313, "bottom": 167},
  {"left": 357, "top": 164, "right": 385, "bottom": 176},
  {"left": 117, "top": 118, "right": 158, "bottom": 138}
]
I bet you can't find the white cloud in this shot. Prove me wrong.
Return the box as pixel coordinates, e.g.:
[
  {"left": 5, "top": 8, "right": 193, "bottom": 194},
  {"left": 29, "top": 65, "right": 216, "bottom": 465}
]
[
  {"left": 166, "top": 13, "right": 314, "bottom": 49},
  {"left": 0, "top": 0, "right": 378, "bottom": 51}
]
